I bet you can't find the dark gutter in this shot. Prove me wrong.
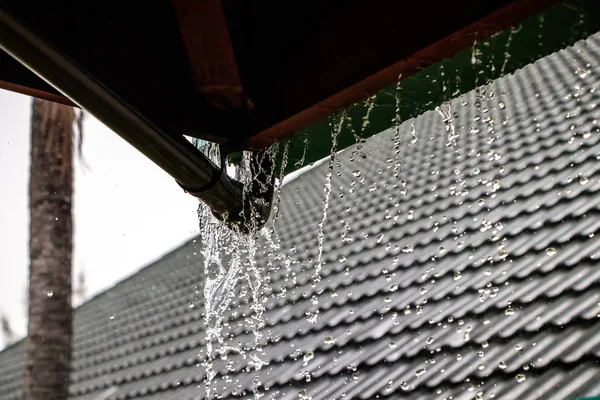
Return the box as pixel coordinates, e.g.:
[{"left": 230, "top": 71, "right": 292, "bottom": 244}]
[{"left": 0, "top": 10, "right": 247, "bottom": 224}]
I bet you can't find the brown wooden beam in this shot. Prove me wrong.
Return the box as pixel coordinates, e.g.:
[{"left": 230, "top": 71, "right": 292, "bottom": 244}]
[
  {"left": 172, "top": 0, "right": 253, "bottom": 114},
  {"left": 243, "top": 0, "right": 559, "bottom": 150},
  {"left": 0, "top": 79, "right": 75, "bottom": 106}
]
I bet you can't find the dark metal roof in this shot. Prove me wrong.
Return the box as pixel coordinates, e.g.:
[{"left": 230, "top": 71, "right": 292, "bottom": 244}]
[{"left": 2, "top": 29, "right": 600, "bottom": 400}]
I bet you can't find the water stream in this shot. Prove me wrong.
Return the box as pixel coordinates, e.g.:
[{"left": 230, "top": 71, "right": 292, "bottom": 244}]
[
  {"left": 196, "top": 143, "right": 286, "bottom": 399},
  {"left": 308, "top": 111, "right": 346, "bottom": 324}
]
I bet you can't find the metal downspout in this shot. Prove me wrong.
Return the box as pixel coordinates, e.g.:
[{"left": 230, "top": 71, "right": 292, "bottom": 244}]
[{"left": 0, "top": 10, "right": 254, "bottom": 225}]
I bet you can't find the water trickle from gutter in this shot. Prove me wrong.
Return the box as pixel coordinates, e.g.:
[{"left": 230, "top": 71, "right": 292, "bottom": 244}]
[
  {"left": 307, "top": 111, "right": 346, "bottom": 324},
  {"left": 195, "top": 142, "right": 285, "bottom": 399}
]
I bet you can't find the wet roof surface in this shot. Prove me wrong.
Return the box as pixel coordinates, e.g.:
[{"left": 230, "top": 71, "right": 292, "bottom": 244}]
[{"left": 2, "top": 32, "right": 600, "bottom": 400}]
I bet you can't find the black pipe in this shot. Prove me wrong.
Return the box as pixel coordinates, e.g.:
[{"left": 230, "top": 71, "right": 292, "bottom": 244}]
[{"left": 0, "top": 10, "right": 248, "bottom": 222}]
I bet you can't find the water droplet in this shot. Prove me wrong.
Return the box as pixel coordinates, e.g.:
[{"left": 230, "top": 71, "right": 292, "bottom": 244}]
[
  {"left": 352, "top": 170, "right": 362, "bottom": 178},
  {"left": 189, "top": 302, "right": 195, "bottom": 309},
  {"left": 382, "top": 379, "right": 393, "bottom": 392},
  {"left": 109, "top": 314, "right": 115, "bottom": 320},
  {"left": 389, "top": 284, "right": 399, "bottom": 292},
  {"left": 439, "top": 246, "right": 447, "bottom": 255},
  {"left": 303, "top": 352, "right": 314, "bottom": 366},
  {"left": 298, "top": 389, "right": 311, "bottom": 400},
  {"left": 425, "top": 336, "right": 434, "bottom": 344},
  {"left": 402, "top": 245, "right": 414, "bottom": 253},
  {"left": 389, "top": 341, "right": 397, "bottom": 348},
  {"left": 376, "top": 233, "right": 385, "bottom": 243},
  {"left": 579, "top": 177, "right": 589, "bottom": 185},
  {"left": 453, "top": 271, "right": 462, "bottom": 281},
  {"left": 515, "top": 344, "right": 523, "bottom": 352},
  {"left": 324, "top": 336, "right": 336, "bottom": 345},
  {"left": 46, "top": 290, "right": 53, "bottom": 298},
  {"left": 415, "top": 367, "right": 427, "bottom": 377},
  {"left": 498, "top": 101, "right": 506, "bottom": 109},
  {"left": 545, "top": 248, "right": 557, "bottom": 256},
  {"left": 515, "top": 374, "right": 526, "bottom": 383},
  {"left": 498, "top": 361, "right": 507, "bottom": 370},
  {"left": 400, "top": 381, "right": 410, "bottom": 391},
  {"left": 338, "top": 255, "right": 347, "bottom": 263},
  {"left": 419, "top": 287, "right": 428, "bottom": 295},
  {"left": 576, "top": 68, "right": 590, "bottom": 79},
  {"left": 505, "top": 307, "right": 515, "bottom": 316},
  {"left": 410, "top": 121, "right": 419, "bottom": 144}
]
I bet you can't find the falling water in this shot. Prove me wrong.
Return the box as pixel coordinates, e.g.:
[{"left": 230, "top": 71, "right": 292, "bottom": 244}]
[
  {"left": 270, "top": 140, "right": 290, "bottom": 229},
  {"left": 500, "top": 26, "right": 521, "bottom": 76},
  {"left": 308, "top": 111, "right": 346, "bottom": 323},
  {"left": 294, "top": 133, "right": 310, "bottom": 170},
  {"left": 198, "top": 204, "right": 241, "bottom": 398},
  {"left": 188, "top": 18, "right": 568, "bottom": 398},
  {"left": 392, "top": 74, "right": 403, "bottom": 151},
  {"left": 196, "top": 142, "right": 286, "bottom": 399},
  {"left": 537, "top": 13, "right": 545, "bottom": 55},
  {"left": 436, "top": 102, "right": 466, "bottom": 197},
  {"left": 472, "top": 40, "right": 482, "bottom": 87},
  {"left": 362, "top": 94, "right": 377, "bottom": 134}
]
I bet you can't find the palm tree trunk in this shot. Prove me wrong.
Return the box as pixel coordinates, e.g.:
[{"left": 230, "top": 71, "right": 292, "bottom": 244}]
[{"left": 23, "top": 98, "right": 75, "bottom": 400}]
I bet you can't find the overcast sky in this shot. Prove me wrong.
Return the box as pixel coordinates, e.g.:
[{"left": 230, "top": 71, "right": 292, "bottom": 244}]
[{"left": 0, "top": 89, "right": 200, "bottom": 347}]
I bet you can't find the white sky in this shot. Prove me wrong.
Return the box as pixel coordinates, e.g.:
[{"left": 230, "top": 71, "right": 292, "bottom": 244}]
[{"left": 0, "top": 89, "right": 200, "bottom": 347}]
